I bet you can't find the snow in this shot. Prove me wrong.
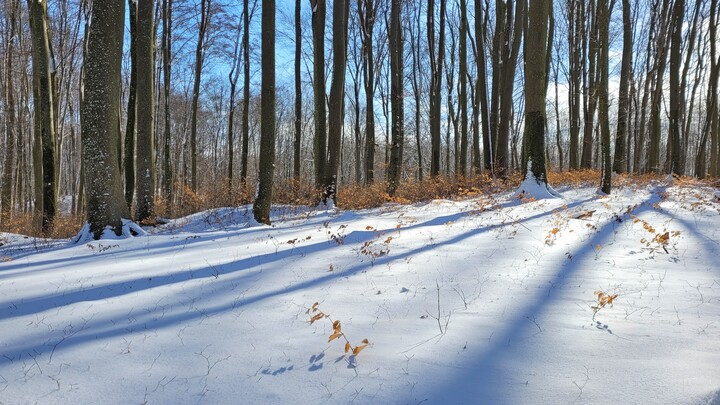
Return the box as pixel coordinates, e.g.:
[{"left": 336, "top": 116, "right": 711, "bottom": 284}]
[{"left": 1, "top": 183, "right": 720, "bottom": 404}]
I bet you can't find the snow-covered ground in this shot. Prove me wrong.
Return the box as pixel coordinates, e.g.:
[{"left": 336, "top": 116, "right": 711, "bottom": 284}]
[{"left": 1, "top": 181, "right": 719, "bottom": 404}]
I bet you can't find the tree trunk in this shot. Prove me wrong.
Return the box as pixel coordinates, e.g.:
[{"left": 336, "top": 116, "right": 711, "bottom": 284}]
[
  {"left": 359, "top": 0, "right": 376, "bottom": 184},
  {"left": 27, "top": 0, "right": 58, "bottom": 233},
  {"left": 135, "top": 0, "right": 155, "bottom": 222},
  {"left": 124, "top": 0, "right": 137, "bottom": 210},
  {"left": 598, "top": 0, "right": 612, "bottom": 193},
  {"left": 523, "top": 0, "right": 551, "bottom": 187},
  {"left": 669, "top": 0, "right": 684, "bottom": 175},
  {"left": 82, "top": 0, "right": 129, "bottom": 239},
  {"left": 494, "top": 0, "right": 525, "bottom": 177},
  {"left": 613, "top": 0, "right": 632, "bottom": 173},
  {"left": 2, "top": 0, "right": 19, "bottom": 225},
  {"left": 387, "top": 0, "right": 404, "bottom": 196},
  {"left": 429, "top": 0, "right": 446, "bottom": 177},
  {"left": 162, "top": 0, "right": 173, "bottom": 202},
  {"left": 240, "top": 0, "right": 251, "bottom": 184},
  {"left": 190, "top": 0, "right": 210, "bottom": 192},
  {"left": 294, "top": 0, "right": 302, "bottom": 180},
  {"left": 458, "top": 0, "right": 468, "bottom": 177},
  {"left": 475, "top": 0, "right": 491, "bottom": 173},
  {"left": 324, "top": 0, "right": 349, "bottom": 203},
  {"left": 253, "top": 0, "right": 276, "bottom": 224},
  {"left": 311, "top": 0, "right": 327, "bottom": 187},
  {"left": 227, "top": 19, "right": 242, "bottom": 188}
]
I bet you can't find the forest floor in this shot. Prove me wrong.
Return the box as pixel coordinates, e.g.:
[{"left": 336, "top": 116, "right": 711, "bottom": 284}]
[{"left": 1, "top": 176, "right": 719, "bottom": 404}]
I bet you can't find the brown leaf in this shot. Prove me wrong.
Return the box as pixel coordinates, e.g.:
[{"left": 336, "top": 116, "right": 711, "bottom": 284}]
[
  {"left": 344, "top": 342, "right": 351, "bottom": 353},
  {"left": 352, "top": 344, "right": 368, "bottom": 356},
  {"left": 328, "top": 331, "right": 342, "bottom": 342}
]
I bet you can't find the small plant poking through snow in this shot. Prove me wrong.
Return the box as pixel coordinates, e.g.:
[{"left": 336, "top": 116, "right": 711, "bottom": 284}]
[
  {"left": 306, "top": 302, "right": 369, "bottom": 357},
  {"left": 632, "top": 216, "right": 681, "bottom": 255},
  {"left": 591, "top": 290, "right": 619, "bottom": 320}
]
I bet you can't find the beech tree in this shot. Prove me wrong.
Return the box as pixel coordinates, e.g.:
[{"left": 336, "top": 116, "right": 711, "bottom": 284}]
[
  {"left": 522, "top": 0, "right": 551, "bottom": 187},
  {"left": 135, "top": 0, "right": 155, "bottom": 222},
  {"left": 81, "top": 0, "right": 129, "bottom": 239},
  {"left": 310, "top": 0, "right": 327, "bottom": 187},
  {"left": 253, "top": 0, "right": 276, "bottom": 224},
  {"left": 324, "top": 0, "right": 350, "bottom": 203},
  {"left": 27, "top": 0, "right": 58, "bottom": 233}
]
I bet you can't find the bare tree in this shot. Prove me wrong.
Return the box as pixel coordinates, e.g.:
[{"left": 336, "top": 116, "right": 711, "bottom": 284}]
[
  {"left": 27, "top": 0, "right": 58, "bottom": 232},
  {"left": 81, "top": 0, "right": 129, "bottom": 238},
  {"left": 387, "top": 0, "right": 403, "bottom": 195},
  {"left": 253, "top": 0, "right": 276, "bottom": 224},
  {"left": 324, "top": 0, "right": 350, "bottom": 203},
  {"left": 135, "top": 0, "right": 155, "bottom": 222}
]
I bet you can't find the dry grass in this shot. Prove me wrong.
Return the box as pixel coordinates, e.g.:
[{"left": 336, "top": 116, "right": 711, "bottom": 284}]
[{"left": 3, "top": 170, "right": 717, "bottom": 239}]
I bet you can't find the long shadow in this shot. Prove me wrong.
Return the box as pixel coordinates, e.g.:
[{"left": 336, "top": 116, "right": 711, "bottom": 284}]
[
  {"left": 0, "top": 195, "right": 590, "bottom": 363},
  {"left": 0, "top": 195, "right": 583, "bottom": 321},
  {"left": 415, "top": 187, "right": 667, "bottom": 403}
]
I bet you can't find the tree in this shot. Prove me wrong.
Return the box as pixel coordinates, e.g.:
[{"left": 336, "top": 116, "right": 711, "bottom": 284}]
[
  {"left": 428, "top": 0, "right": 446, "bottom": 177},
  {"left": 240, "top": 0, "right": 253, "bottom": 184},
  {"left": 458, "top": 0, "right": 468, "bottom": 177},
  {"left": 27, "top": 0, "right": 58, "bottom": 233},
  {"left": 668, "top": 0, "right": 684, "bottom": 175},
  {"left": 190, "top": 0, "right": 211, "bottom": 192},
  {"left": 522, "top": 0, "right": 551, "bottom": 188},
  {"left": 567, "top": 0, "right": 583, "bottom": 170},
  {"left": 81, "top": 0, "right": 129, "bottom": 238},
  {"left": 227, "top": 12, "right": 242, "bottom": 188},
  {"left": 1, "top": 0, "right": 19, "bottom": 226},
  {"left": 358, "top": 0, "right": 377, "bottom": 184},
  {"left": 294, "top": 0, "right": 302, "bottom": 180},
  {"left": 581, "top": 0, "right": 599, "bottom": 169},
  {"left": 310, "top": 0, "right": 327, "bottom": 187},
  {"left": 613, "top": 0, "right": 632, "bottom": 173},
  {"left": 253, "top": 0, "right": 276, "bottom": 224},
  {"left": 492, "top": 0, "right": 524, "bottom": 176},
  {"left": 324, "top": 0, "right": 350, "bottom": 203},
  {"left": 161, "top": 0, "right": 173, "bottom": 200},
  {"left": 387, "top": 0, "right": 403, "bottom": 195},
  {"left": 475, "top": 0, "right": 491, "bottom": 173},
  {"left": 598, "top": 0, "right": 613, "bottom": 194},
  {"left": 135, "top": 0, "right": 155, "bottom": 222},
  {"left": 124, "top": 0, "right": 137, "bottom": 210}
]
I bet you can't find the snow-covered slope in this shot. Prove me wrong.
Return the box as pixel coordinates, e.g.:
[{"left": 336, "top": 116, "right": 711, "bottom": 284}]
[{"left": 1, "top": 183, "right": 719, "bottom": 404}]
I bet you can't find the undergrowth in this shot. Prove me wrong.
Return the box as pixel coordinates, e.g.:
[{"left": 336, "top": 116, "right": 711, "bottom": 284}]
[{"left": 3, "top": 170, "right": 717, "bottom": 238}]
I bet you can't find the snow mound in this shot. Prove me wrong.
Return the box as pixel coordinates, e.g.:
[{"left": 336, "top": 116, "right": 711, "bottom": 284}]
[
  {"left": 514, "top": 163, "right": 562, "bottom": 200},
  {"left": 73, "top": 219, "right": 147, "bottom": 244}
]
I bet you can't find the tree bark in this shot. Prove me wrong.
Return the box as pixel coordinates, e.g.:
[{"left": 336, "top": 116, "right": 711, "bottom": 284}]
[
  {"left": 429, "top": 0, "right": 446, "bottom": 177},
  {"left": 387, "top": 0, "right": 404, "bottom": 195},
  {"left": 311, "top": 0, "right": 327, "bottom": 187},
  {"left": 253, "top": 0, "right": 276, "bottom": 224},
  {"left": 523, "top": 0, "right": 551, "bottom": 186},
  {"left": 124, "top": 0, "right": 137, "bottom": 210},
  {"left": 135, "top": 0, "right": 155, "bottom": 222},
  {"left": 190, "top": 0, "right": 210, "bottom": 192},
  {"left": 294, "top": 0, "right": 302, "bottom": 180},
  {"left": 359, "top": 0, "right": 377, "bottom": 184},
  {"left": 669, "top": 0, "right": 684, "bottom": 175},
  {"left": 162, "top": 0, "right": 173, "bottom": 202},
  {"left": 82, "top": 0, "right": 129, "bottom": 239},
  {"left": 27, "top": 0, "right": 58, "bottom": 233},
  {"left": 324, "top": 0, "right": 349, "bottom": 203},
  {"left": 2, "top": 0, "right": 19, "bottom": 225}
]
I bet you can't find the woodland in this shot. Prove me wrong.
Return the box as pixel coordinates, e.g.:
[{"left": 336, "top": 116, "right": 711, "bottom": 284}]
[{"left": 0, "top": 0, "right": 719, "bottom": 236}]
